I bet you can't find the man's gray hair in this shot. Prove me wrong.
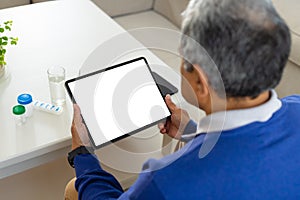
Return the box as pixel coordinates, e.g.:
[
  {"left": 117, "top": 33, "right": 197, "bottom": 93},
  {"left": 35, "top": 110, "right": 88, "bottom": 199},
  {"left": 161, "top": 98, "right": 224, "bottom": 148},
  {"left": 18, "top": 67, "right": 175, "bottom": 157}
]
[{"left": 181, "top": 0, "right": 291, "bottom": 98}]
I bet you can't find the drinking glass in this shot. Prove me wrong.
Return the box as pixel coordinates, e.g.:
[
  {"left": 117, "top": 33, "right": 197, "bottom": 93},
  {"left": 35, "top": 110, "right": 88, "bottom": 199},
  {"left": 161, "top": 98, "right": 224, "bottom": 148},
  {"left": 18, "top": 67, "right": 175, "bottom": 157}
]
[{"left": 47, "top": 66, "right": 66, "bottom": 106}]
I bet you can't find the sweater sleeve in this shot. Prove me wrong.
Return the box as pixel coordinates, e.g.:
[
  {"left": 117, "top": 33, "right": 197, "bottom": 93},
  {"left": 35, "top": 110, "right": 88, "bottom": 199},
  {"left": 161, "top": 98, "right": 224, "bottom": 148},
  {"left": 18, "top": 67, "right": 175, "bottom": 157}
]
[
  {"left": 182, "top": 120, "right": 198, "bottom": 135},
  {"left": 180, "top": 120, "right": 198, "bottom": 142},
  {"left": 118, "top": 171, "right": 165, "bottom": 200},
  {"left": 74, "top": 154, "right": 167, "bottom": 200},
  {"left": 74, "top": 154, "right": 124, "bottom": 200}
]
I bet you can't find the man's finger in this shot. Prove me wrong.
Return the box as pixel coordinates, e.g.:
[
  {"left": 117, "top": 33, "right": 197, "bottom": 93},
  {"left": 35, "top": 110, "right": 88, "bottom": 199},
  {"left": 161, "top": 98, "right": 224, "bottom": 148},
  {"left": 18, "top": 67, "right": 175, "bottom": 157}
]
[
  {"left": 160, "top": 128, "right": 167, "bottom": 134},
  {"left": 158, "top": 123, "right": 165, "bottom": 130},
  {"left": 165, "top": 94, "right": 177, "bottom": 112},
  {"left": 73, "top": 104, "right": 80, "bottom": 114},
  {"left": 73, "top": 104, "right": 82, "bottom": 123}
]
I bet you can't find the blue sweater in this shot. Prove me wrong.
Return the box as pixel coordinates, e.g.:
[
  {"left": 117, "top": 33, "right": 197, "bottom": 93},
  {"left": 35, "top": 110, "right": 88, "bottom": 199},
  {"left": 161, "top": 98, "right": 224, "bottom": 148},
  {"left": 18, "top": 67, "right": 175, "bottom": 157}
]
[{"left": 74, "top": 95, "right": 300, "bottom": 199}]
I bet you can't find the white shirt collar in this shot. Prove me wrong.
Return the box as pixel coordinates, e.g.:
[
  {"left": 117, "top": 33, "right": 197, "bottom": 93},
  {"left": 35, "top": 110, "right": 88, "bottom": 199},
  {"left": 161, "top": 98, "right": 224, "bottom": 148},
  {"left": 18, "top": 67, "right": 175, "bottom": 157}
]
[{"left": 182, "top": 90, "right": 282, "bottom": 139}]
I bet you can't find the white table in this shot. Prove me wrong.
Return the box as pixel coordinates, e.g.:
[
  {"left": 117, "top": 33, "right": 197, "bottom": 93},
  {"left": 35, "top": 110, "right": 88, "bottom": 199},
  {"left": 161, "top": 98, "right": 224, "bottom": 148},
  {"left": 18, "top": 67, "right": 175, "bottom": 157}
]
[{"left": 0, "top": 0, "right": 201, "bottom": 180}]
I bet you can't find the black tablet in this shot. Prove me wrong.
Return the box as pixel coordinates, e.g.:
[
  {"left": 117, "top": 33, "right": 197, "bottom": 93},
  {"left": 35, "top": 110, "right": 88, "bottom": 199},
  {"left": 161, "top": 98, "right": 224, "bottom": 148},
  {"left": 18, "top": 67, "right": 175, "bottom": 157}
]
[
  {"left": 152, "top": 72, "right": 178, "bottom": 97},
  {"left": 65, "top": 57, "right": 171, "bottom": 149}
]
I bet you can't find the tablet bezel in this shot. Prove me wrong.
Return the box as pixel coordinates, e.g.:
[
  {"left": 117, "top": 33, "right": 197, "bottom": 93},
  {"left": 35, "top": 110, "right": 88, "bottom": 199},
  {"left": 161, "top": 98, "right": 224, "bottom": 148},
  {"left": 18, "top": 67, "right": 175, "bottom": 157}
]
[{"left": 65, "top": 57, "right": 171, "bottom": 149}]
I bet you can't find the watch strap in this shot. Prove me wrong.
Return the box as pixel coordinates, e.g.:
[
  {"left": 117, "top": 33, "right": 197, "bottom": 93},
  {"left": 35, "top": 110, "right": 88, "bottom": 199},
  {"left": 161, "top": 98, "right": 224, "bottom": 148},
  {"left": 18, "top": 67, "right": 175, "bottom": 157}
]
[{"left": 68, "top": 146, "right": 94, "bottom": 168}]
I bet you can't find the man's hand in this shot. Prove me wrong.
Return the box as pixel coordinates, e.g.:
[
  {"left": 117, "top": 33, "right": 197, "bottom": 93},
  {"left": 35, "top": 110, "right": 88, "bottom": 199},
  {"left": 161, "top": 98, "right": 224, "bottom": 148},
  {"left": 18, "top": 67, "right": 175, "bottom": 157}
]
[
  {"left": 158, "top": 95, "right": 190, "bottom": 139},
  {"left": 71, "top": 104, "right": 91, "bottom": 150}
]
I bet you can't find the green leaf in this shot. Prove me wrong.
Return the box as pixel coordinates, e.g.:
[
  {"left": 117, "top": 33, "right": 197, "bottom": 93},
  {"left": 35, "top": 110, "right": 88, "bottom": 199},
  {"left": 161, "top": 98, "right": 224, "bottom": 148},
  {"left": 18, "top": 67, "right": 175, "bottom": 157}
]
[
  {"left": 2, "top": 42, "right": 7, "bottom": 45},
  {"left": 0, "top": 28, "right": 4, "bottom": 33},
  {"left": 0, "top": 50, "right": 5, "bottom": 56},
  {"left": 2, "top": 36, "right": 8, "bottom": 41},
  {"left": 11, "top": 41, "right": 17, "bottom": 45},
  {"left": 0, "top": 49, "right": 5, "bottom": 56},
  {"left": 5, "top": 26, "right": 11, "bottom": 31},
  {"left": 0, "top": 56, "right": 4, "bottom": 61}
]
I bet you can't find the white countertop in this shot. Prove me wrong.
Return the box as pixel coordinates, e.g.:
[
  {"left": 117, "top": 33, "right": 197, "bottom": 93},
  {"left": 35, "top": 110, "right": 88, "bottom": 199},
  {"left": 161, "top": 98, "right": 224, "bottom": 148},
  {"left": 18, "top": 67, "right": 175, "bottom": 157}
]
[{"left": 0, "top": 0, "right": 201, "bottom": 179}]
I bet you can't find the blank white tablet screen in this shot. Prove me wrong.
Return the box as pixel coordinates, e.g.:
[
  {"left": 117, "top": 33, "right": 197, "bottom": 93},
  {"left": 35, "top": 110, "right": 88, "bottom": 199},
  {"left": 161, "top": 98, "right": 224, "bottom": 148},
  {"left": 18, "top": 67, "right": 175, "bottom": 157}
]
[{"left": 69, "top": 58, "right": 170, "bottom": 147}]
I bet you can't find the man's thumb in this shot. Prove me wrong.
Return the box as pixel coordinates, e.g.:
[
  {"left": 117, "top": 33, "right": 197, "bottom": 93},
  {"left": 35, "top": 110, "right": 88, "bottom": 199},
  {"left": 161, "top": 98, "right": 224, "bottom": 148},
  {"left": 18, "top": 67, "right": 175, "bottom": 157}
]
[
  {"left": 165, "top": 94, "right": 176, "bottom": 112},
  {"left": 73, "top": 104, "right": 82, "bottom": 122}
]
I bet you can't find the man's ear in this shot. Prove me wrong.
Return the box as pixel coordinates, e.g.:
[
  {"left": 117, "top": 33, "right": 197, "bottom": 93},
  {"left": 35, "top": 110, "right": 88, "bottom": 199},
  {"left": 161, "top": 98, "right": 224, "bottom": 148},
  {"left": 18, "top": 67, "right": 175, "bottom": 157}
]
[{"left": 192, "top": 64, "right": 209, "bottom": 98}]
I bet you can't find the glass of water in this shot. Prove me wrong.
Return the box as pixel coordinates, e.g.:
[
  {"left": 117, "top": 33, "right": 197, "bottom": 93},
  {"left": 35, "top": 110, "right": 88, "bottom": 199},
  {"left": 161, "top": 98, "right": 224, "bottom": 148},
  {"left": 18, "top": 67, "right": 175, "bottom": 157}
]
[{"left": 47, "top": 66, "right": 66, "bottom": 106}]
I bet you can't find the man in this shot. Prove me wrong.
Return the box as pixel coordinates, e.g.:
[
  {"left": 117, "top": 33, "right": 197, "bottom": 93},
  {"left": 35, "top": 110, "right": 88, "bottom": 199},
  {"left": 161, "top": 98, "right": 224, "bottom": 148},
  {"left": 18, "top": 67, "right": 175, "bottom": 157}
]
[{"left": 66, "top": 0, "right": 300, "bottom": 199}]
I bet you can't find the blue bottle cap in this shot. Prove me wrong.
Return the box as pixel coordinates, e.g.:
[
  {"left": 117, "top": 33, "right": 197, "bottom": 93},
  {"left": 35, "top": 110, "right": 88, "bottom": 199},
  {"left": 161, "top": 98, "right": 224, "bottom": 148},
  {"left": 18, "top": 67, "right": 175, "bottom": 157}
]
[{"left": 17, "top": 94, "right": 33, "bottom": 105}]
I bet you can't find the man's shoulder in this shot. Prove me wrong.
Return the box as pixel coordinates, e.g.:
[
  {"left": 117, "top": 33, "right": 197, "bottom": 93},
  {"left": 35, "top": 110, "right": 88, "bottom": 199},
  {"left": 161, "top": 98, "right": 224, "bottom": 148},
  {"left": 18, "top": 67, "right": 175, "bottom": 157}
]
[
  {"left": 281, "top": 94, "right": 300, "bottom": 104},
  {"left": 280, "top": 95, "right": 300, "bottom": 111}
]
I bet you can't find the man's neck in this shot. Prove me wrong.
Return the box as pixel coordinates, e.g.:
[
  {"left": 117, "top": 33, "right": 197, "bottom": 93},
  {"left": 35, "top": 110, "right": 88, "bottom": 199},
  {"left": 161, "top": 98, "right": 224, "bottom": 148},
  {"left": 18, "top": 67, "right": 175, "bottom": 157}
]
[
  {"left": 205, "top": 90, "right": 271, "bottom": 114},
  {"left": 226, "top": 91, "right": 271, "bottom": 111}
]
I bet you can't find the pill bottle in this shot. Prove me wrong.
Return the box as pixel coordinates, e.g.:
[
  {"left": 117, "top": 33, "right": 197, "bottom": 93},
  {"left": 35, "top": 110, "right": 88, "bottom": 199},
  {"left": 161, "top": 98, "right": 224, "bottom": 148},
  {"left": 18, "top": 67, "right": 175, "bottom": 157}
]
[
  {"left": 17, "top": 94, "right": 33, "bottom": 117},
  {"left": 12, "top": 105, "right": 26, "bottom": 125}
]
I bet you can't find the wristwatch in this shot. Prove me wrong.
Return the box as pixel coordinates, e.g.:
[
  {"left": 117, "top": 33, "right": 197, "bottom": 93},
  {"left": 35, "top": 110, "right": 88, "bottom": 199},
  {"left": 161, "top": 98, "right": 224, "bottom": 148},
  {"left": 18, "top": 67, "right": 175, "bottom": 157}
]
[{"left": 68, "top": 146, "right": 95, "bottom": 168}]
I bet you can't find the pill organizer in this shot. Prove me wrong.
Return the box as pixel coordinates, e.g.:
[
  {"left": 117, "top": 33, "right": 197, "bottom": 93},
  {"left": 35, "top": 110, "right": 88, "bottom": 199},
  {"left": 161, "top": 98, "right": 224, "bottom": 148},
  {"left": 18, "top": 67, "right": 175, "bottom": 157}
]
[{"left": 33, "top": 101, "right": 63, "bottom": 115}]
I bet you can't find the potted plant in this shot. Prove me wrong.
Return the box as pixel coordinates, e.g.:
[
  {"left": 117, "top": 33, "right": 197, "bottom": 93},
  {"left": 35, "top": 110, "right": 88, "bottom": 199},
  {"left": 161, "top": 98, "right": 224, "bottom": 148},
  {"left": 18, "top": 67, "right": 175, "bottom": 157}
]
[{"left": 0, "top": 21, "right": 18, "bottom": 79}]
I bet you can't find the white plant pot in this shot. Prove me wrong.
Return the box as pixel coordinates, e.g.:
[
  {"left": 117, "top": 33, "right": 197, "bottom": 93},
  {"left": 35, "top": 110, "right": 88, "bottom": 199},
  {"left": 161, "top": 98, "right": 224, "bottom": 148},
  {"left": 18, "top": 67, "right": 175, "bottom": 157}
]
[
  {"left": 0, "top": 65, "right": 5, "bottom": 78},
  {"left": 0, "top": 65, "right": 9, "bottom": 81}
]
